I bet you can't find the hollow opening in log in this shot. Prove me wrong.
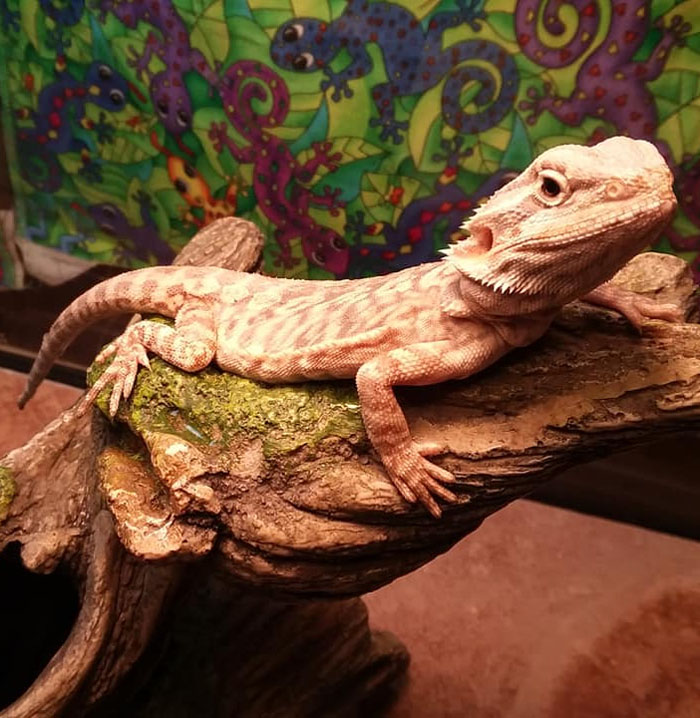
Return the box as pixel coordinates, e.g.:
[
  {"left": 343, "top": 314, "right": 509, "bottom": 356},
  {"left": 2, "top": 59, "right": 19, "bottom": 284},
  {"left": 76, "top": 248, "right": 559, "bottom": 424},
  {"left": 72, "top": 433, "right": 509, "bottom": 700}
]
[{"left": 0, "top": 543, "right": 80, "bottom": 710}]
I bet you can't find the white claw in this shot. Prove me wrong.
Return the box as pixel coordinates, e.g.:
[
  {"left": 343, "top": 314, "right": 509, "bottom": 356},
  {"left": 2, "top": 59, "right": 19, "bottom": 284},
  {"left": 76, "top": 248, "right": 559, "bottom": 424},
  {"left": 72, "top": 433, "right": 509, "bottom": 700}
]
[
  {"left": 137, "top": 346, "right": 151, "bottom": 369},
  {"left": 122, "top": 369, "right": 137, "bottom": 401},
  {"left": 109, "top": 379, "right": 122, "bottom": 417}
]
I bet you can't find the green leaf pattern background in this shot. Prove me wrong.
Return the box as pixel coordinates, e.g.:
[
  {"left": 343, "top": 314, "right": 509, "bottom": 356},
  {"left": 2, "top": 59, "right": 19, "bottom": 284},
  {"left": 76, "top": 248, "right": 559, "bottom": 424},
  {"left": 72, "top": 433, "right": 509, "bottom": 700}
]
[{"left": 0, "top": 0, "right": 698, "bottom": 281}]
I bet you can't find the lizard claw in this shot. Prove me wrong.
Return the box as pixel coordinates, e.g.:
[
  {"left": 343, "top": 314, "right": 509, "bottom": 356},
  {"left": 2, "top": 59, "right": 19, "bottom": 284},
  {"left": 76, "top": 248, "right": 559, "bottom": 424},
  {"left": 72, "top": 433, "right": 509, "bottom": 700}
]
[
  {"left": 661, "top": 14, "right": 691, "bottom": 47},
  {"left": 415, "top": 440, "right": 450, "bottom": 457},
  {"left": 87, "top": 336, "right": 151, "bottom": 416},
  {"left": 95, "top": 340, "right": 118, "bottom": 363},
  {"left": 625, "top": 298, "right": 684, "bottom": 334},
  {"left": 385, "top": 442, "right": 458, "bottom": 518}
]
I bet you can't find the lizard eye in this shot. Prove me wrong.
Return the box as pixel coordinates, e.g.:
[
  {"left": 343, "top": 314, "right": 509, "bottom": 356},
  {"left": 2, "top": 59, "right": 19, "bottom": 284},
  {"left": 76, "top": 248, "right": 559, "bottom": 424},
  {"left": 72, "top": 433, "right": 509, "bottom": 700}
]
[
  {"left": 292, "top": 53, "right": 314, "bottom": 71},
  {"left": 156, "top": 99, "right": 169, "bottom": 117},
  {"left": 109, "top": 88, "right": 124, "bottom": 106},
  {"left": 100, "top": 205, "right": 117, "bottom": 219},
  {"left": 174, "top": 179, "right": 188, "bottom": 194},
  {"left": 542, "top": 177, "right": 560, "bottom": 197},
  {"left": 176, "top": 109, "right": 190, "bottom": 128},
  {"left": 329, "top": 236, "right": 346, "bottom": 251},
  {"left": 283, "top": 23, "right": 303, "bottom": 42},
  {"left": 536, "top": 169, "right": 570, "bottom": 206},
  {"left": 311, "top": 249, "right": 327, "bottom": 265},
  {"left": 97, "top": 64, "right": 112, "bottom": 81},
  {"left": 184, "top": 163, "right": 197, "bottom": 178}
]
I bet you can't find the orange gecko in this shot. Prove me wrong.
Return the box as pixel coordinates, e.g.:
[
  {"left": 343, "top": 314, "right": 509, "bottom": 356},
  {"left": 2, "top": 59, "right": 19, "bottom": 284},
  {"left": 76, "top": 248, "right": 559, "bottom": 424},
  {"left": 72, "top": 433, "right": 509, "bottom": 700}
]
[{"left": 150, "top": 131, "right": 238, "bottom": 228}]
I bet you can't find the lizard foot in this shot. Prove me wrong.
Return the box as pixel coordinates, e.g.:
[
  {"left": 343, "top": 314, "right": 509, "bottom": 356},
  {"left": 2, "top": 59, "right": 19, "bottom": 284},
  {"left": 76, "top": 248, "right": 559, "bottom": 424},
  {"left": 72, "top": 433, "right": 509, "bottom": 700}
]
[
  {"left": 346, "top": 210, "right": 373, "bottom": 240},
  {"left": 86, "top": 338, "right": 151, "bottom": 416},
  {"left": 385, "top": 442, "right": 457, "bottom": 518},
  {"left": 518, "top": 83, "right": 553, "bottom": 126},
  {"left": 208, "top": 121, "right": 230, "bottom": 153},
  {"left": 94, "top": 112, "right": 116, "bottom": 144},
  {"left": 456, "top": 0, "right": 487, "bottom": 32},
  {"left": 432, "top": 135, "right": 474, "bottom": 168},
  {"left": 370, "top": 117, "right": 409, "bottom": 145},
  {"left": 127, "top": 38, "right": 155, "bottom": 79},
  {"left": 314, "top": 185, "right": 346, "bottom": 215},
  {"left": 618, "top": 295, "right": 683, "bottom": 333},
  {"left": 320, "top": 69, "right": 353, "bottom": 102},
  {"left": 78, "top": 158, "right": 103, "bottom": 183},
  {"left": 311, "top": 140, "right": 343, "bottom": 172},
  {"left": 659, "top": 14, "right": 691, "bottom": 48}
]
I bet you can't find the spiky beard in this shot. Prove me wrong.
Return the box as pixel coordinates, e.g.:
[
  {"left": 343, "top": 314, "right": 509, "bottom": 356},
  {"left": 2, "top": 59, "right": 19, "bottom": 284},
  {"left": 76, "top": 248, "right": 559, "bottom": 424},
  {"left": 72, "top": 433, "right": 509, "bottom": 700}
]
[{"left": 444, "top": 201, "right": 670, "bottom": 297}]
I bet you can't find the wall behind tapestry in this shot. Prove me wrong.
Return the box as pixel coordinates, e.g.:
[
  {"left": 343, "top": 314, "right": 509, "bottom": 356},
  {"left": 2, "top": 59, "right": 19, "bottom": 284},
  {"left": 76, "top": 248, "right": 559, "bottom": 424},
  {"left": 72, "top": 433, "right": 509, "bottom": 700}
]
[{"left": 0, "top": 0, "right": 698, "bottom": 282}]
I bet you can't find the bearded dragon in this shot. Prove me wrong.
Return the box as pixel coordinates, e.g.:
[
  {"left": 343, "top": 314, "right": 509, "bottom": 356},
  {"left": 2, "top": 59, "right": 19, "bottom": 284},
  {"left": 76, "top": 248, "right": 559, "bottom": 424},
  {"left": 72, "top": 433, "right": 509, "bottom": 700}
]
[{"left": 18, "top": 137, "right": 680, "bottom": 517}]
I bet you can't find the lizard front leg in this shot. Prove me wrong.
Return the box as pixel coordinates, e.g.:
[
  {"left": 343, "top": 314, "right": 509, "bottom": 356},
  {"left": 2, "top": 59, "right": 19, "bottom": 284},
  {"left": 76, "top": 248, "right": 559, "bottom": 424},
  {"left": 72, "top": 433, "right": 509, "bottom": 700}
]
[
  {"left": 582, "top": 283, "right": 682, "bottom": 332},
  {"left": 355, "top": 333, "right": 509, "bottom": 517},
  {"left": 86, "top": 302, "right": 217, "bottom": 416},
  {"left": 320, "top": 46, "right": 372, "bottom": 101}
]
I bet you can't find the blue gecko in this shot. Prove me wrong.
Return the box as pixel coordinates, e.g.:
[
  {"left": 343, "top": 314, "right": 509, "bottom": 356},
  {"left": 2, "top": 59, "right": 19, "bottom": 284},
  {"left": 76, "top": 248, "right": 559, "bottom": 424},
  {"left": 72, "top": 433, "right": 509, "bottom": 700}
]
[
  {"left": 39, "top": 0, "right": 85, "bottom": 54},
  {"left": 270, "top": 0, "right": 518, "bottom": 143},
  {"left": 15, "top": 61, "right": 136, "bottom": 191},
  {"left": 0, "top": 0, "right": 19, "bottom": 32}
]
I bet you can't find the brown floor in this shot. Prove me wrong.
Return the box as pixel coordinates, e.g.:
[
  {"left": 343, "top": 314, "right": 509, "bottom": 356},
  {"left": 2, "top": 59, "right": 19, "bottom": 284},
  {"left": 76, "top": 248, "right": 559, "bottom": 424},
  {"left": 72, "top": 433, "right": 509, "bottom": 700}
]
[{"left": 2, "top": 368, "right": 700, "bottom": 717}]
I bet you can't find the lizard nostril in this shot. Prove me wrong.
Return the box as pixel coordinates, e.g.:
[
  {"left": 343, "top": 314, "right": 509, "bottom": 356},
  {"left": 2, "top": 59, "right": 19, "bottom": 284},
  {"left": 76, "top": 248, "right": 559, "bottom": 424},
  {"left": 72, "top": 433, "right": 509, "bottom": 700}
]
[{"left": 470, "top": 226, "right": 493, "bottom": 253}]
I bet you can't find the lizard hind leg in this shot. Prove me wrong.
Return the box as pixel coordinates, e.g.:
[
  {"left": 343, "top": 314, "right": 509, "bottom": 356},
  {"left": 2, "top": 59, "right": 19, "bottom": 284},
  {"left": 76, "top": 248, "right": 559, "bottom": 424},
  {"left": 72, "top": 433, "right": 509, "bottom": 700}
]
[{"left": 85, "top": 303, "right": 217, "bottom": 417}]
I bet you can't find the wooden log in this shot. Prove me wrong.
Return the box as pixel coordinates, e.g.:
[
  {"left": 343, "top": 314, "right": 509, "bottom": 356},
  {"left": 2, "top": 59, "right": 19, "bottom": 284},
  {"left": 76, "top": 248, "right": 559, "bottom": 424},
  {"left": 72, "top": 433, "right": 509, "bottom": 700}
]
[{"left": 1, "top": 219, "right": 698, "bottom": 715}]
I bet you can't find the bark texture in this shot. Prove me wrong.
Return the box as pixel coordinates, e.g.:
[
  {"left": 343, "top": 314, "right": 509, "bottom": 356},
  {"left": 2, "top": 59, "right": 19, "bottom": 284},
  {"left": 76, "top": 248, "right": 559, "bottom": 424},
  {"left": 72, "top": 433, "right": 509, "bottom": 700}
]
[{"left": 1, "top": 218, "right": 699, "bottom": 716}]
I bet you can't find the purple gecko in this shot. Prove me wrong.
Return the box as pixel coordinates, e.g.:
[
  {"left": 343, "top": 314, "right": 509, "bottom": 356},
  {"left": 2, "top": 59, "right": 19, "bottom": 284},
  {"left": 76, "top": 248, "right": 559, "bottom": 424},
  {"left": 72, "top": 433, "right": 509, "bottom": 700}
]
[
  {"left": 0, "top": 0, "right": 19, "bottom": 32},
  {"left": 350, "top": 137, "right": 516, "bottom": 274},
  {"left": 98, "top": 0, "right": 219, "bottom": 151},
  {"left": 209, "top": 61, "right": 350, "bottom": 277},
  {"left": 71, "top": 190, "right": 175, "bottom": 265},
  {"left": 270, "top": 0, "right": 518, "bottom": 144},
  {"left": 517, "top": 0, "right": 689, "bottom": 163}
]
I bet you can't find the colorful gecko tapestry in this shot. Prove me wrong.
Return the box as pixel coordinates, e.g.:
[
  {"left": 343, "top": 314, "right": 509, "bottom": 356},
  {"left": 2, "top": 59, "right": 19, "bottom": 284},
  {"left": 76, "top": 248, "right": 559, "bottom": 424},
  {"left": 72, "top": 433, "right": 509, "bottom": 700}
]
[{"left": 0, "top": 0, "right": 699, "bottom": 282}]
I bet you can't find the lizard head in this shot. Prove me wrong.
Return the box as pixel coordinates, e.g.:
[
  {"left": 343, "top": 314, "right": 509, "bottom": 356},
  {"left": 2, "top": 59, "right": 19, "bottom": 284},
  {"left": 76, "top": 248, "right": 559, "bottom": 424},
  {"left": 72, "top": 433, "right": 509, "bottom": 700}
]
[
  {"left": 270, "top": 19, "right": 332, "bottom": 72},
  {"left": 448, "top": 137, "right": 677, "bottom": 301}
]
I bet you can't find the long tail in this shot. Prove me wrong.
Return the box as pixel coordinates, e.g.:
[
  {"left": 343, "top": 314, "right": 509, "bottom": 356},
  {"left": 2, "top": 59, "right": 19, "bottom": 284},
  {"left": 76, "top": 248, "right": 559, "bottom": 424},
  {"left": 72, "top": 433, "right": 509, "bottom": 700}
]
[
  {"left": 442, "top": 41, "right": 519, "bottom": 134},
  {"left": 18, "top": 265, "right": 189, "bottom": 409},
  {"left": 217, "top": 60, "right": 290, "bottom": 142}
]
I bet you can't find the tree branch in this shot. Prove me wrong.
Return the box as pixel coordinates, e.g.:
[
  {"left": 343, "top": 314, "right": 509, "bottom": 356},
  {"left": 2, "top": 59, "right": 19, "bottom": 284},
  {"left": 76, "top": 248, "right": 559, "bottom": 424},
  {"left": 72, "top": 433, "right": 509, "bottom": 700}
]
[{"left": 1, "top": 222, "right": 698, "bottom": 716}]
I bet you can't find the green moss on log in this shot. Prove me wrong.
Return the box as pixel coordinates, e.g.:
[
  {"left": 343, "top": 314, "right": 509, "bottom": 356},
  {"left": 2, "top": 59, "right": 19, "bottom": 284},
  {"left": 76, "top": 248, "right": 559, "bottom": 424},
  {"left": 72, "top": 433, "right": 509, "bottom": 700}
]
[
  {"left": 0, "top": 465, "right": 16, "bottom": 522},
  {"left": 88, "top": 357, "right": 367, "bottom": 458}
]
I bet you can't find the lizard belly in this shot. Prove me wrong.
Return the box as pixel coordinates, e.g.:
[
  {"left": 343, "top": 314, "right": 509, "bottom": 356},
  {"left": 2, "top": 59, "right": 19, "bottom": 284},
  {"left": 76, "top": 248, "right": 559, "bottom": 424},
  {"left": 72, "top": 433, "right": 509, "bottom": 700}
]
[{"left": 215, "top": 325, "right": 400, "bottom": 383}]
